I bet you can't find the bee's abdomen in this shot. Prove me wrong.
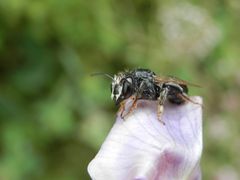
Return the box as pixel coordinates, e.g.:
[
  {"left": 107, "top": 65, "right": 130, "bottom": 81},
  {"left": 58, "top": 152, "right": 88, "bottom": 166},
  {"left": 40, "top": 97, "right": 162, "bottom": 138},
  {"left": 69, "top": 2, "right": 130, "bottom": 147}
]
[{"left": 166, "top": 84, "right": 188, "bottom": 104}]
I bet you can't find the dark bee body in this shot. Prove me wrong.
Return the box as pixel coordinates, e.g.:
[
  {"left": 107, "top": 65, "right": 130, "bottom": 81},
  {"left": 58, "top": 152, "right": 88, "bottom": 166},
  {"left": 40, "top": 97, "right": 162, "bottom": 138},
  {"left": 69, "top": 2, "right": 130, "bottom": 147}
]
[
  {"left": 130, "top": 69, "right": 160, "bottom": 101},
  {"left": 112, "top": 68, "right": 188, "bottom": 105},
  {"left": 93, "top": 68, "right": 199, "bottom": 123},
  {"left": 109, "top": 68, "right": 199, "bottom": 123}
]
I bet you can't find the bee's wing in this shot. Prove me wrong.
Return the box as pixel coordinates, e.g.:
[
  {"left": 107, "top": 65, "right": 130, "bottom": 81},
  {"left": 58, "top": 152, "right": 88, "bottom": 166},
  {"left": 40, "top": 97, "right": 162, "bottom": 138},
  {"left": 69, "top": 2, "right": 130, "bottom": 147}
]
[{"left": 153, "top": 76, "right": 201, "bottom": 87}]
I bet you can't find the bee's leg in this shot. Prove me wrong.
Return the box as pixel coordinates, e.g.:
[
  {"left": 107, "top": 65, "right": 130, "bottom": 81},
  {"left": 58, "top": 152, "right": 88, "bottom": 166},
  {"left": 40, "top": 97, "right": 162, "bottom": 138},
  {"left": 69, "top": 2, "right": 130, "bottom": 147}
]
[
  {"left": 157, "top": 88, "right": 168, "bottom": 125},
  {"left": 157, "top": 104, "right": 165, "bottom": 125},
  {"left": 118, "top": 101, "right": 126, "bottom": 118},
  {"left": 122, "top": 95, "right": 138, "bottom": 120},
  {"left": 177, "top": 93, "right": 203, "bottom": 106}
]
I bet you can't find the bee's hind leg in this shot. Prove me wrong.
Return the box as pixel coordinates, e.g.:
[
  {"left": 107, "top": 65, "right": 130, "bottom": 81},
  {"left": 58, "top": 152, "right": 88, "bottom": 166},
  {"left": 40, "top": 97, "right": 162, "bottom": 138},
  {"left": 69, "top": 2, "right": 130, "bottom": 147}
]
[{"left": 177, "top": 93, "right": 203, "bottom": 106}]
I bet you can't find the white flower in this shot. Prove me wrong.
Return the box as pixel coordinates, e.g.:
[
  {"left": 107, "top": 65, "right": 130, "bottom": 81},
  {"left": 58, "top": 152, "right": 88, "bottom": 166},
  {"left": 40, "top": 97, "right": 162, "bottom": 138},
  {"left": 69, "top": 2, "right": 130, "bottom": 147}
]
[{"left": 88, "top": 97, "right": 203, "bottom": 180}]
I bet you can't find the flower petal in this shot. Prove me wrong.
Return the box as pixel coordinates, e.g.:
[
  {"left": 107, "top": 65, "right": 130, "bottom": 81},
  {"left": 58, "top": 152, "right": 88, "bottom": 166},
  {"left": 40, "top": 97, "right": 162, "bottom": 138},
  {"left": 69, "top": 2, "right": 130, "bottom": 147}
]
[{"left": 88, "top": 96, "right": 203, "bottom": 180}]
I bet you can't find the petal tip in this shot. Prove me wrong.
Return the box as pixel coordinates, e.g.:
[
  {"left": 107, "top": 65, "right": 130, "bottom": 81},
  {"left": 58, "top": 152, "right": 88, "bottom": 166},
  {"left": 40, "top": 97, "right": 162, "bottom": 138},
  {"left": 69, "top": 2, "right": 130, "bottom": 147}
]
[{"left": 88, "top": 96, "right": 203, "bottom": 180}]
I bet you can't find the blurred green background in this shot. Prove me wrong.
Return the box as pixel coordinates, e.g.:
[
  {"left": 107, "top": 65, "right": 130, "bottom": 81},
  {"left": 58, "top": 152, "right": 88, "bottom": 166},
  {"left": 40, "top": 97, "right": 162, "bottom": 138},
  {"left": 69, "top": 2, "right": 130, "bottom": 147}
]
[{"left": 0, "top": 0, "right": 240, "bottom": 179}]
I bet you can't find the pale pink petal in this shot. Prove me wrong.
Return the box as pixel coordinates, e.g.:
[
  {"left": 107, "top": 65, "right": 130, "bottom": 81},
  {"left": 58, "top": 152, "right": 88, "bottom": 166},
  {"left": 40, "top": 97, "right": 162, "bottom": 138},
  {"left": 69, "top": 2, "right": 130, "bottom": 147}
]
[{"left": 88, "top": 96, "right": 203, "bottom": 180}]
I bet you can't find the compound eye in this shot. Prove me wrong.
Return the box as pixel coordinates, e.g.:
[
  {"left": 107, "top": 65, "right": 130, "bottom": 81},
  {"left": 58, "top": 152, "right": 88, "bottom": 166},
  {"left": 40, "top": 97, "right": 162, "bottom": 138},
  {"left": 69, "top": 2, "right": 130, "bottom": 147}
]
[{"left": 122, "top": 79, "right": 132, "bottom": 98}]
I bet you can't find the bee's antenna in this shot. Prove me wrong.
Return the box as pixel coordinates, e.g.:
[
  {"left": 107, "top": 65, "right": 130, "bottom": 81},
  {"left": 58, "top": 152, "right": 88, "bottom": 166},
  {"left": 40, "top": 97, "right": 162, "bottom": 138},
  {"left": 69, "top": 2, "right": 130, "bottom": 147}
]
[{"left": 90, "top": 72, "right": 114, "bottom": 80}]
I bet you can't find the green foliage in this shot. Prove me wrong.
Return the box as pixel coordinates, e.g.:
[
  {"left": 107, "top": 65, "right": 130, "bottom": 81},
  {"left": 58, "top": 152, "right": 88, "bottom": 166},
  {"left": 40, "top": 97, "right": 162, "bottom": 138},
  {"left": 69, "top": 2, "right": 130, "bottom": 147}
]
[{"left": 0, "top": 0, "right": 240, "bottom": 179}]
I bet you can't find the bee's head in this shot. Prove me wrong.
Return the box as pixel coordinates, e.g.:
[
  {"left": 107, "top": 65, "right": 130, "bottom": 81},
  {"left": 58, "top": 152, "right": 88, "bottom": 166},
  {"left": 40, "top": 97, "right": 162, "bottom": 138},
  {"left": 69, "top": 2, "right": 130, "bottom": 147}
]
[{"left": 111, "top": 73, "right": 133, "bottom": 105}]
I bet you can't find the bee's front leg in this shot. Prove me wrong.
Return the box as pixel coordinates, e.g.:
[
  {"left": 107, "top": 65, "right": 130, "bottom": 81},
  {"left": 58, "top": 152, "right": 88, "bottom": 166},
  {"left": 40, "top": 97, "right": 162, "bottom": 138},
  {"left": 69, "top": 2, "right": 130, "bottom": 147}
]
[
  {"left": 121, "top": 95, "right": 138, "bottom": 120},
  {"left": 118, "top": 101, "right": 126, "bottom": 118}
]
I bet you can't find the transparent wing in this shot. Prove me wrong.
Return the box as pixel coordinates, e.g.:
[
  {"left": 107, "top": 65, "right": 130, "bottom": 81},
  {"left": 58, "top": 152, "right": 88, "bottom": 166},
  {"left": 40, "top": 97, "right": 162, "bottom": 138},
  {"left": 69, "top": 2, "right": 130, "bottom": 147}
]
[{"left": 153, "top": 76, "right": 201, "bottom": 87}]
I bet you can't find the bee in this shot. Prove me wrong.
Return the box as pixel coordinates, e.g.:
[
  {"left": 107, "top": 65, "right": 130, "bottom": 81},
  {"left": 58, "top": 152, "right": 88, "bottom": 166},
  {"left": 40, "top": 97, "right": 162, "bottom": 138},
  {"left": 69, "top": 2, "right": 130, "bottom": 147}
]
[{"left": 92, "top": 68, "right": 200, "bottom": 124}]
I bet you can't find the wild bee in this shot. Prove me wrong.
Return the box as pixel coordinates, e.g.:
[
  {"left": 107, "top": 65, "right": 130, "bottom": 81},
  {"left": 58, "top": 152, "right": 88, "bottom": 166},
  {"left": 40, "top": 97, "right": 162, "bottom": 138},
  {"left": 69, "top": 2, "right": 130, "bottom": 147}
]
[{"left": 92, "top": 68, "right": 200, "bottom": 124}]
